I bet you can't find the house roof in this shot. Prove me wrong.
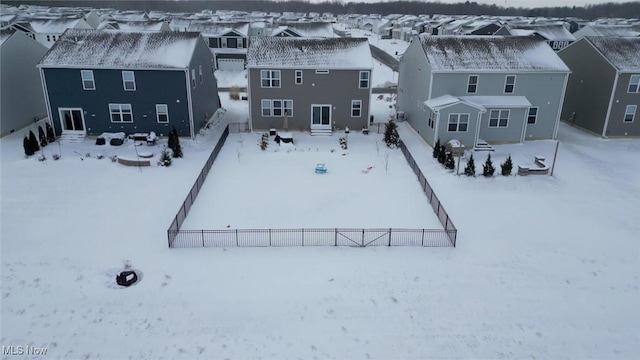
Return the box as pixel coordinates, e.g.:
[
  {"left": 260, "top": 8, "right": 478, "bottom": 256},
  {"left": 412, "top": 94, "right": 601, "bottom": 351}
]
[
  {"left": 247, "top": 37, "right": 372, "bottom": 69},
  {"left": 585, "top": 36, "right": 640, "bottom": 71},
  {"left": 15, "top": 18, "right": 86, "bottom": 34},
  {"left": 0, "top": 28, "right": 15, "bottom": 47},
  {"left": 507, "top": 24, "right": 575, "bottom": 42},
  {"left": 275, "top": 22, "right": 335, "bottom": 37},
  {"left": 38, "top": 29, "right": 201, "bottom": 69},
  {"left": 417, "top": 35, "right": 569, "bottom": 72},
  {"left": 425, "top": 94, "right": 531, "bottom": 111},
  {"left": 105, "top": 20, "right": 168, "bottom": 31},
  {"left": 586, "top": 25, "right": 640, "bottom": 37}
]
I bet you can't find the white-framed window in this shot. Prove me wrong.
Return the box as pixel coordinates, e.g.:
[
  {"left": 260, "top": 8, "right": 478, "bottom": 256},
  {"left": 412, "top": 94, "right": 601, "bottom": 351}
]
[
  {"left": 81, "top": 70, "right": 95, "bottom": 90},
  {"left": 527, "top": 107, "right": 538, "bottom": 124},
  {"left": 428, "top": 110, "right": 435, "bottom": 129},
  {"left": 156, "top": 104, "right": 169, "bottom": 123},
  {"left": 359, "top": 71, "right": 370, "bottom": 89},
  {"left": 467, "top": 75, "right": 478, "bottom": 93},
  {"left": 199, "top": 65, "right": 203, "bottom": 83},
  {"left": 261, "top": 99, "right": 293, "bottom": 117},
  {"left": 448, "top": 113, "right": 469, "bottom": 132},
  {"left": 351, "top": 100, "right": 362, "bottom": 117},
  {"left": 504, "top": 75, "right": 516, "bottom": 93},
  {"left": 624, "top": 105, "right": 637, "bottom": 123},
  {"left": 122, "top": 71, "right": 136, "bottom": 91},
  {"left": 191, "top": 69, "right": 196, "bottom": 88},
  {"left": 628, "top": 75, "right": 640, "bottom": 93},
  {"left": 260, "top": 70, "right": 281, "bottom": 88},
  {"left": 46, "top": 35, "right": 51, "bottom": 42},
  {"left": 316, "top": 69, "right": 329, "bottom": 74},
  {"left": 489, "top": 109, "right": 509, "bottom": 127},
  {"left": 109, "top": 104, "right": 133, "bottom": 123},
  {"left": 295, "top": 70, "right": 303, "bottom": 84}
]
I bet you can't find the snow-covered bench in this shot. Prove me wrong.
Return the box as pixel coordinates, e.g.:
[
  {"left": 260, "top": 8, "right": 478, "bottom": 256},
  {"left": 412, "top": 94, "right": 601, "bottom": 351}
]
[
  {"left": 96, "top": 132, "right": 126, "bottom": 146},
  {"left": 518, "top": 156, "right": 549, "bottom": 176}
]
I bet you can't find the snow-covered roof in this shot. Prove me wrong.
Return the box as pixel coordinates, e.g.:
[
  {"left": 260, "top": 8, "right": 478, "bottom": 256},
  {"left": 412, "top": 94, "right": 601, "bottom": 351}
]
[
  {"left": 585, "top": 36, "right": 640, "bottom": 72},
  {"left": 585, "top": 24, "right": 640, "bottom": 37},
  {"left": 187, "top": 21, "right": 249, "bottom": 37},
  {"left": 15, "top": 18, "right": 87, "bottom": 34},
  {"left": 459, "top": 96, "right": 531, "bottom": 108},
  {"left": 507, "top": 25, "right": 575, "bottom": 42},
  {"left": 247, "top": 37, "right": 372, "bottom": 69},
  {"left": 276, "top": 22, "right": 336, "bottom": 38},
  {"left": 107, "top": 20, "right": 168, "bottom": 32},
  {"left": 39, "top": 29, "right": 201, "bottom": 69},
  {"left": 418, "top": 35, "right": 569, "bottom": 72},
  {"left": 0, "top": 28, "right": 14, "bottom": 47}
]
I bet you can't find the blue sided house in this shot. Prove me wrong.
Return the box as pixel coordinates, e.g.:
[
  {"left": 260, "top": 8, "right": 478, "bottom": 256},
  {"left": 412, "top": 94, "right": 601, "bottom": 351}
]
[{"left": 38, "top": 29, "right": 220, "bottom": 139}]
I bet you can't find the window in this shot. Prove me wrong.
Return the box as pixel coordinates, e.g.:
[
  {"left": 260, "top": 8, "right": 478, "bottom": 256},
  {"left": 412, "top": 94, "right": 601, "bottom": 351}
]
[
  {"left": 260, "top": 70, "right": 281, "bottom": 88},
  {"left": 351, "top": 100, "right": 362, "bottom": 117},
  {"left": 428, "top": 111, "right": 435, "bottom": 129},
  {"left": 359, "top": 71, "right": 370, "bottom": 88},
  {"left": 191, "top": 69, "right": 196, "bottom": 88},
  {"left": 629, "top": 75, "right": 640, "bottom": 93},
  {"left": 489, "top": 109, "right": 509, "bottom": 127},
  {"left": 467, "top": 75, "right": 478, "bottom": 93},
  {"left": 261, "top": 99, "right": 293, "bottom": 117},
  {"left": 295, "top": 70, "right": 303, "bottom": 84},
  {"left": 109, "top": 104, "right": 133, "bottom": 123},
  {"left": 316, "top": 69, "right": 329, "bottom": 74},
  {"left": 527, "top": 107, "right": 538, "bottom": 124},
  {"left": 199, "top": 65, "right": 203, "bottom": 83},
  {"left": 47, "top": 35, "right": 50, "bottom": 42},
  {"left": 81, "top": 70, "right": 95, "bottom": 90},
  {"left": 624, "top": 105, "right": 637, "bottom": 123},
  {"left": 156, "top": 104, "right": 169, "bottom": 123},
  {"left": 504, "top": 75, "right": 516, "bottom": 93},
  {"left": 122, "top": 71, "right": 136, "bottom": 91},
  {"left": 448, "top": 113, "right": 469, "bottom": 132}
]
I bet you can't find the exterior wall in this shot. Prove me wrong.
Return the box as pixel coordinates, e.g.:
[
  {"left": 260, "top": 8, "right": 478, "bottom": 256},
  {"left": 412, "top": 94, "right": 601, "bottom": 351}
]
[
  {"left": 0, "top": 33, "right": 48, "bottom": 136},
  {"left": 248, "top": 68, "right": 370, "bottom": 132},
  {"left": 188, "top": 38, "right": 220, "bottom": 136},
  {"left": 558, "top": 39, "right": 616, "bottom": 135},
  {"left": 42, "top": 67, "right": 191, "bottom": 137},
  {"left": 477, "top": 107, "right": 527, "bottom": 143},
  {"left": 607, "top": 72, "right": 640, "bottom": 137},
  {"left": 435, "top": 103, "right": 482, "bottom": 148},
  {"left": 431, "top": 71, "right": 567, "bottom": 141},
  {"left": 397, "top": 38, "right": 432, "bottom": 143}
]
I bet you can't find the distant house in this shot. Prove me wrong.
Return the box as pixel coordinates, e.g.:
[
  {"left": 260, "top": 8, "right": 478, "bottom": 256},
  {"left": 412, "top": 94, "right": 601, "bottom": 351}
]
[
  {"left": 246, "top": 37, "right": 373, "bottom": 134},
  {"left": 270, "top": 22, "right": 336, "bottom": 38},
  {"left": 188, "top": 21, "right": 249, "bottom": 71},
  {"left": 573, "top": 24, "right": 640, "bottom": 40},
  {"left": 397, "top": 35, "right": 570, "bottom": 148},
  {"left": 496, "top": 24, "right": 576, "bottom": 51},
  {"left": 0, "top": 29, "right": 48, "bottom": 136},
  {"left": 97, "top": 19, "right": 171, "bottom": 32},
  {"left": 558, "top": 36, "right": 640, "bottom": 137},
  {"left": 38, "top": 29, "right": 219, "bottom": 139},
  {"left": 11, "top": 18, "right": 93, "bottom": 48}
]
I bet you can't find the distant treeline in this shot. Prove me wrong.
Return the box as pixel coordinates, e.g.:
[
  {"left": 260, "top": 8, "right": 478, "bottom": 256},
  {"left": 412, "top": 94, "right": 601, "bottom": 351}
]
[{"left": 5, "top": 0, "right": 640, "bottom": 20}]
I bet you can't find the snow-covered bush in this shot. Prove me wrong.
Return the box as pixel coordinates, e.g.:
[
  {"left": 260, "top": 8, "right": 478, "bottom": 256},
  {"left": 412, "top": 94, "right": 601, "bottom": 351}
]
[
  {"left": 501, "top": 155, "right": 513, "bottom": 176},
  {"left": 464, "top": 154, "right": 476, "bottom": 177},
  {"left": 482, "top": 154, "right": 495, "bottom": 177}
]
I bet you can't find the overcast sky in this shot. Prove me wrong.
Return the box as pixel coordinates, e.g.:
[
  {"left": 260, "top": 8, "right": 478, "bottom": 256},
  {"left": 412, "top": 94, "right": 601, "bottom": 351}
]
[{"left": 307, "top": 0, "right": 633, "bottom": 9}]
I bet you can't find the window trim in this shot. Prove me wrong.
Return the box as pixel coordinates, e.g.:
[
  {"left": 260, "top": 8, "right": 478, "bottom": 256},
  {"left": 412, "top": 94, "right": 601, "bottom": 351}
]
[
  {"left": 109, "top": 103, "right": 133, "bottom": 123},
  {"left": 628, "top": 75, "right": 640, "bottom": 93},
  {"left": 261, "top": 99, "right": 271, "bottom": 116},
  {"left": 624, "top": 105, "right": 637, "bottom": 123},
  {"left": 122, "top": 71, "right": 136, "bottom": 91},
  {"left": 359, "top": 71, "right": 370, "bottom": 89},
  {"left": 295, "top": 70, "right": 303, "bottom": 84},
  {"left": 315, "top": 69, "right": 330, "bottom": 74},
  {"left": 447, "top": 113, "right": 469, "bottom": 132},
  {"left": 260, "top": 70, "right": 281, "bottom": 88},
  {"left": 504, "top": 75, "right": 516, "bottom": 94},
  {"left": 156, "top": 104, "right": 169, "bottom": 123},
  {"left": 261, "top": 99, "right": 293, "bottom": 117},
  {"left": 351, "top": 100, "right": 362, "bottom": 117},
  {"left": 467, "top": 75, "right": 478, "bottom": 94},
  {"left": 488, "top": 109, "right": 510, "bottom": 128},
  {"left": 527, "top": 107, "right": 538, "bottom": 124},
  {"left": 81, "top": 70, "right": 95, "bottom": 90}
]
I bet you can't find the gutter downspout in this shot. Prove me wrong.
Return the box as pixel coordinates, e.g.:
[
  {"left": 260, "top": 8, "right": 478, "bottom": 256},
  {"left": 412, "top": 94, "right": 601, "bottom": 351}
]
[
  {"left": 601, "top": 71, "right": 619, "bottom": 138},
  {"left": 247, "top": 68, "right": 253, "bottom": 132},
  {"left": 553, "top": 72, "right": 570, "bottom": 140},
  {"left": 185, "top": 69, "right": 195, "bottom": 139},
  {"left": 38, "top": 67, "right": 54, "bottom": 131}
]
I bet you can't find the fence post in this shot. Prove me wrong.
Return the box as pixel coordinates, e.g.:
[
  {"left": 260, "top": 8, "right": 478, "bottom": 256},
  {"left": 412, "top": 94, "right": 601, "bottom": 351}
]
[
  {"left": 269, "top": 228, "right": 272, "bottom": 247},
  {"left": 362, "top": 229, "right": 365, "bottom": 247},
  {"left": 422, "top": 229, "right": 425, "bottom": 247},
  {"left": 301, "top": 228, "right": 304, "bottom": 247},
  {"left": 236, "top": 229, "right": 238, "bottom": 247},
  {"left": 388, "top": 228, "right": 392, "bottom": 246},
  {"left": 335, "top": 228, "right": 337, "bottom": 246},
  {"left": 201, "top": 229, "right": 205, "bottom": 247},
  {"left": 167, "top": 231, "right": 171, "bottom": 248}
]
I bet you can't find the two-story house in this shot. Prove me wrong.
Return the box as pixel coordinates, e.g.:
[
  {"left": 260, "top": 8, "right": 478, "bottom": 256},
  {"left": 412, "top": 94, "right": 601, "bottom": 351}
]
[
  {"left": 558, "top": 36, "right": 640, "bottom": 137},
  {"left": 11, "top": 18, "right": 93, "bottom": 48},
  {"left": 397, "top": 35, "right": 570, "bottom": 148},
  {"left": 247, "top": 37, "right": 373, "bottom": 134},
  {"left": 188, "top": 21, "right": 249, "bottom": 71},
  {"left": 38, "top": 29, "right": 219, "bottom": 139}
]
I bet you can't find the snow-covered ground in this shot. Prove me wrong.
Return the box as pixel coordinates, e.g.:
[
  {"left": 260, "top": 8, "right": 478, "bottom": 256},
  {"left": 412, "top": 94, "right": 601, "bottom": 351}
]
[{"left": 2, "top": 27, "right": 639, "bottom": 359}]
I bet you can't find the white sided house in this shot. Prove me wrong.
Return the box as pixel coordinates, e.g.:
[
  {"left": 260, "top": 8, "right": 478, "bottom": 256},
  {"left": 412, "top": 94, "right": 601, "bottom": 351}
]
[{"left": 397, "top": 35, "right": 570, "bottom": 149}]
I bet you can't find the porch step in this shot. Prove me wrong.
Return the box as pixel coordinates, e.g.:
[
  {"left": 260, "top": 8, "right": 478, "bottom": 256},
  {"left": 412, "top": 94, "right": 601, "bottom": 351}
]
[
  {"left": 473, "top": 139, "right": 494, "bottom": 152},
  {"left": 310, "top": 129, "right": 332, "bottom": 136},
  {"left": 59, "top": 133, "right": 86, "bottom": 144}
]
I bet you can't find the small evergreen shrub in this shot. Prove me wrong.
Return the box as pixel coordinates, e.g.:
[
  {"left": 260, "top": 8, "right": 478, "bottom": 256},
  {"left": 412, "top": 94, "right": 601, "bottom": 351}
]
[
  {"left": 464, "top": 154, "right": 476, "bottom": 176},
  {"left": 259, "top": 133, "right": 269, "bottom": 150},
  {"left": 437, "top": 144, "right": 446, "bottom": 164},
  {"left": 23, "top": 136, "right": 34, "bottom": 156},
  {"left": 444, "top": 152, "right": 455, "bottom": 170},
  {"left": 28, "top": 130, "right": 39, "bottom": 152},
  {"left": 38, "top": 125, "right": 47, "bottom": 147},
  {"left": 432, "top": 139, "right": 441, "bottom": 159},
  {"left": 383, "top": 119, "right": 400, "bottom": 148},
  {"left": 501, "top": 155, "right": 513, "bottom": 176},
  {"left": 46, "top": 123, "right": 56, "bottom": 143},
  {"left": 339, "top": 136, "right": 347, "bottom": 150},
  {"left": 158, "top": 147, "right": 172, "bottom": 166},
  {"left": 482, "top": 153, "right": 496, "bottom": 177}
]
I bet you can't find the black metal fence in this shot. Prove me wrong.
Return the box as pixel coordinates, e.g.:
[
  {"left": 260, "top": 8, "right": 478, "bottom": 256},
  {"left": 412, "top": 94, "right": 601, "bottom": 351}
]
[
  {"left": 399, "top": 140, "right": 457, "bottom": 246},
  {"left": 167, "top": 126, "right": 457, "bottom": 248},
  {"left": 169, "top": 228, "right": 456, "bottom": 248},
  {"left": 167, "top": 125, "right": 229, "bottom": 247}
]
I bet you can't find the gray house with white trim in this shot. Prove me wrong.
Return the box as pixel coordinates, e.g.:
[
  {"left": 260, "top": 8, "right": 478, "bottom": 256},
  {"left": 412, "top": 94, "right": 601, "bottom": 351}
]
[
  {"left": 38, "top": 29, "right": 219, "bottom": 139},
  {"left": 558, "top": 37, "right": 640, "bottom": 137},
  {"left": 397, "top": 35, "right": 570, "bottom": 148},
  {"left": 247, "top": 37, "right": 373, "bottom": 134}
]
